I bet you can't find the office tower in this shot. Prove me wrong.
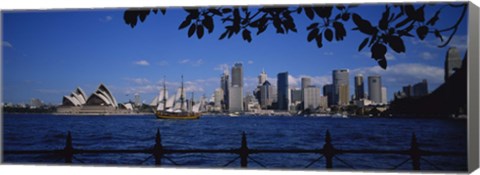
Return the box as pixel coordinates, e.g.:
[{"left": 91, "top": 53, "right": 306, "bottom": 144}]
[
  {"left": 229, "top": 63, "right": 244, "bottom": 112},
  {"left": 134, "top": 93, "right": 141, "bottom": 107},
  {"left": 354, "top": 74, "right": 365, "bottom": 100},
  {"left": 290, "top": 89, "right": 302, "bottom": 104},
  {"left": 319, "top": 96, "right": 328, "bottom": 109},
  {"left": 277, "top": 72, "right": 289, "bottom": 110},
  {"left": 333, "top": 69, "right": 349, "bottom": 106},
  {"left": 260, "top": 81, "right": 273, "bottom": 109},
  {"left": 303, "top": 86, "right": 321, "bottom": 111},
  {"left": 413, "top": 79, "right": 428, "bottom": 97},
  {"left": 301, "top": 77, "right": 312, "bottom": 101},
  {"left": 444, "top": 47, "right": 462, "bottom": 81},
  {"left": 381, "top": 87, "right": 387, "bottom": 104},
  {"left": 214, "top": 88, "right": 224, "bottom": 110},
  {"left": 323, "top": 84, "right": 334, "bottom": 107},
  {"left": 368, "top": 75, "right": 382, "bottom": 104},
  {"left": 258, "top": 69, "right": 267, "bottom": 85},
  {"left": 402, "top": 85, "right": 412, "bottom": 97},
  {"left": 220, "top": 68, "right": 230, "bottom": 110}
]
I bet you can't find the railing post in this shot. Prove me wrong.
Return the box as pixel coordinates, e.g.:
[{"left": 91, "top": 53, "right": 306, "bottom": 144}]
[
  {"left": 240, "top": 131, "right": 249, "bottom": 168},
  {"left": 64, "top": 131, "right": 73, "bottom": 164},
  {"left": 323, "top": 130, "right": 335, "bottom": 169},
  {"left": 153, "top": 128, "right": 163, "bottom": 166},
  {"left": 410, "top": 133, "right": 421, "bottom": 170}
]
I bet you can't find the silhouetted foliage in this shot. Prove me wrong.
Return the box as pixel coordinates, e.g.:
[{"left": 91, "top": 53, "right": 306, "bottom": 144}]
[{"left": 123, "top": 3, "right": 467, "bottom": 69}]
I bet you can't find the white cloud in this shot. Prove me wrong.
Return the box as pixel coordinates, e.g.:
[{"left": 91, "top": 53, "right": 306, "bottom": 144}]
[
  {"left": 420, "top": 52, "right": 436, "bottom": 60},
  {"left": 214, "top": 64, "right": 229, "bottom": 72},
  {"left": 410, "top": 34, "right": 467, "bottom": 50},
  {"left": 179, "top": 59, "right": 190, "bottom": 64},
  {"left": 247, "top": 60, "right": 254, "bottom": 64},
  {"left": 359, "top": 51, "right": 397, "bottom": 60},
  {"left": 2, "top": 41, "right": 13, "bottom": 48},
  {"left": 351, "top": 63, "right": 444, "bottom": 86},
  {"left": 134, "top": 60, "right": 150, "bottom": 66},
  {"left": 99, "top": 15, "right": 113, "bottom": 22},
  {"left": 125, "top": 78, "right": 150, "bottom": 85},
  {"left": 192, "top": 59, "right": 204, "bottom": 66}
]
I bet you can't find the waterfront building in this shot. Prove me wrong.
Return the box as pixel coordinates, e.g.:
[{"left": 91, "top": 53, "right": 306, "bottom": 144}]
[
  {"left": 354, "top": 74, "right": 365, "bottom": 100},
  {"left": 30, "top": 98, "right": 43, "bottom": 108},
  {"left": 402, "top": 85, "right": 412, "bottom": 97},
  {"left": 413, "top": 79, "right": 428, "bottom": 97},
  {"left": 291, "top": 89, "right": 302, "bottom": 104},
  {"left": 57, "top": 84, "right": 134, "bottom": 114},
  {"left": 229, "top": 63, "right": 244, "bottom": 113},
  {"left": 213, "top": 88, "right": 224, "bottom": 111},
  {"left": 301, "top": 77, "right": 311, "bottom": 101},
  {"left": 220, "top": 67, "right": 230, "bottom": 110},
  {"left": 381, "top": 87, "right": 387, "bottom": 104},
  {"left": 260, "top": 80, "right": 273, "bottom": 109},
  {"left": 277, "top": 72, "right": 289, "bottom": 110},
  {"left": 333, "top": 69, "right": 349, "bottom": 106},
  {"left": 368, "top": 75, "right": 382, "bottom": 104},
  {"left": 323, "top": 84, "right": 334, "bottom": 107},
  {"left": 303, "top": 86, "right": 321, "bottom": 112},
  {"left": 258, "top": 69, "right": 267, "bottom": 85},
  {"left": 444, "top": 47, "right": 462, "bottom": 81},
  {"left": 319, "top": 96, "right": 329, "bottom": 110}
]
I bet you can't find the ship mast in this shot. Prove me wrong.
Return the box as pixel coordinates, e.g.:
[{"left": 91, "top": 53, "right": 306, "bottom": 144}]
[
  {"left": 162, "top": 76, "right": 167, "bottom": 112},
  {"left": 180, "top": 75, "right": 185, "bottom": 111}
]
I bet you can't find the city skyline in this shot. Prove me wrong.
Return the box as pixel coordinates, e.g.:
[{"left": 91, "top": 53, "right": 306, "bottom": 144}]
[{"left": 2, "top": 4, "right": 468, "bottom": 104}]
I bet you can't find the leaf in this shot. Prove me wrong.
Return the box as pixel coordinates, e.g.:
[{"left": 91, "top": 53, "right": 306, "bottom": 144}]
[
  {"left": 404, "top": 5, "right": 416, "bottom": 19},
  {"left": 257, "top": 25, "right": 268, "bottom": 35},
  {"left": 333, "top": 22, "right": 346, "bottom": 41},
  {"left": 178, "top": 19, "right": 191, "bottom": 30},
  {"left": 371, "top": 43, "right": 387, "bottom": 61},
  {"left": 304, "top": 7, "right": 315, "bottom": 20},
  {"left": 387, "top": 35, "right": 405, "bottom": 53},
  {"left": 416, "top": 25, "right": 428, "bottom": 40},
  {"left": 378, "top": 6, "right": 390, "bottom": 30},
  {"left": 203, "top": 16, "right": 214, "bottom": 33},
  {"left": 307, "top": 28, "right": 319, "bottom": 42},
  {"left": 378, "top": 58, "right": 387, "bottom": 69},
  {"left": 160, "top": 9, "right": 166, "bottom": 15},
  {"left": 336, "top": 5, "right": 346, "bottom": 10},
  {"left": 197, "top": 25, "right": 204, "bottom": 39},
  {"left": 219, "top": 31, "right": 228, "bottom": 40},
  {"left": 307, "top": 23, "right": 319, "bottom": 30},
  {"left": 415, "top": 5, "right": 425, "bottom": 22},
  {"left": 242, "top": 29, "right": 252, "bottom": 42},
  {"left": 358, "top": 37, "right": 369, "bottom": 51},
  {"left": 352, "top": 13, "right": 376, "bottom": 35},
  {"left": 152, "top": 9, "right": 158, "bottom": 14},
  {"left": 324, "top": 28, "right": 333, "bottom": 42},
  {"left": 209, "top": 8, "right": 222, "bottom": 16},
  {"left": 222, "top": 8, "right": 232, "bottom": 13},
  {"left": 188, "top": 24, "right": 196, "bottom": 38},
  {"left": 313, "top": 7, "right": 333, "bottom": 18},
  {"left": 395, "top": 18, "right": 412, "bottom": 28},
  {"left": 315, "top": 34, "right": 323, "bottom": 48},
  {"left": 434, "top": 30, "right": 444, "bottom": 42},
  {"left": 342, "top": 13, "right": 350, "bottom": 21},
  {"left": 426, "top": 10, "right": 440, "bottom": 26},
  {"left": 138, "top": 10, "right": 150, "bottom": 22}
]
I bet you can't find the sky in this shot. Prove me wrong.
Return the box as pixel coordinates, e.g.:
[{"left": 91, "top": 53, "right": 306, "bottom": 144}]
[{"left": 2, "top": 3, "right": 468, "bottom": 105}]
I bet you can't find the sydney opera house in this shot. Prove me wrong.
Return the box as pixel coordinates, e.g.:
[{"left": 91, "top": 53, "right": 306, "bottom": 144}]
[{"left": 56, "top": 84, "right": 134, "bottom": 115}]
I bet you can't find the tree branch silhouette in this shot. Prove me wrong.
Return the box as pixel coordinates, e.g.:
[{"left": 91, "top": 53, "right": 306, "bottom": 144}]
[{"left": 123, "top": 3, "right": 467, "bottom": 69}]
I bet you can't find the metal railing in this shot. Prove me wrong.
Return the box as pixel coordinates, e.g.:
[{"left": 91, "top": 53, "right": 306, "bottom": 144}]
[{"left": 4, "top": 129, "right": 465, "bottom": 170}]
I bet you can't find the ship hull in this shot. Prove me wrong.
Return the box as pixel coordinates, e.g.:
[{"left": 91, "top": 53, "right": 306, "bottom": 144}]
[{"left": 155, "top": 111, "right": 201, "bottom": 120}]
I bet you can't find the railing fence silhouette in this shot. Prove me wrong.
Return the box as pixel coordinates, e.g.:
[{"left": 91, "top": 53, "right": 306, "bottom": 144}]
[{"left": 4, "top": 129, "right": 465, "bottom": 170}]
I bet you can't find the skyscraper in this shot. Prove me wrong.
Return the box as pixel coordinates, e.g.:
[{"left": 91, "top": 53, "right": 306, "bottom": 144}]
[
  {"left": 301, "top": 77, "right": 311, "bottom": 101},
  {"left": 277, "top": 72, "right": 289, "bottom": 110},
  {"left": 258, "top": 69, "right": 267, "bottom": 85},
  {"left": 323, "top": 84, "right": 334, "bottom": 107},
  {"left": 333, "top": 69, "right": 349, "bottom": 106},
  {"left": 368, "top": 75, "right": 382, "bottom": 104},
  {"left": 381, "top": 87, "right": 387, "bottom": 104},
  {"left": 229, "top": 63, "right": 244, "bottom": 112},
  {"left": 444, "top": 47, "right": 462, "bottom": 81},
  {"left": 303, "top": 86, "right": 321, "bottom": 112},
  {"left": 260, "top": 80, "right": 273, "bottom": 109},
  {"left": 354, "top": 74, "right": 365, "bottom": 100},
  {"left": 220, "top": 68, "right": 229, "bottom": 110},
  {"left": 214, "top": 88, "right": 224, "bottom": 111},
  {"left": 413, "top": 79, "right": 428, "bottom": 97}
]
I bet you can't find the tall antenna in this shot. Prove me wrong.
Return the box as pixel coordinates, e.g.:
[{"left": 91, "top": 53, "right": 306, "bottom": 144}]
[
  {"left": 180, "top": 75, "right": 185, "bottom": 111},
  {"left": 162, "top": 76, "right": 167, "bottom": 112}
]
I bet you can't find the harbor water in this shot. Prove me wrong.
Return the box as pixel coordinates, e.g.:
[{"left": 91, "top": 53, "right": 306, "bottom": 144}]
[{"left": 2, "top": 114, "right": 467, "bottom": 171}]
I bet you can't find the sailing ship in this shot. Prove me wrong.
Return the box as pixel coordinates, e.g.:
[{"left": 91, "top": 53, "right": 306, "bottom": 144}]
[{"left": 152, "top": 76, "right": 201, "bottom": 119}]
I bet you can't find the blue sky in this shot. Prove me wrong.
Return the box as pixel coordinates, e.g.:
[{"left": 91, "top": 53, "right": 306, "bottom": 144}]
[{"left": 2, "top": 3, "right": 468, "bottom": 105}]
